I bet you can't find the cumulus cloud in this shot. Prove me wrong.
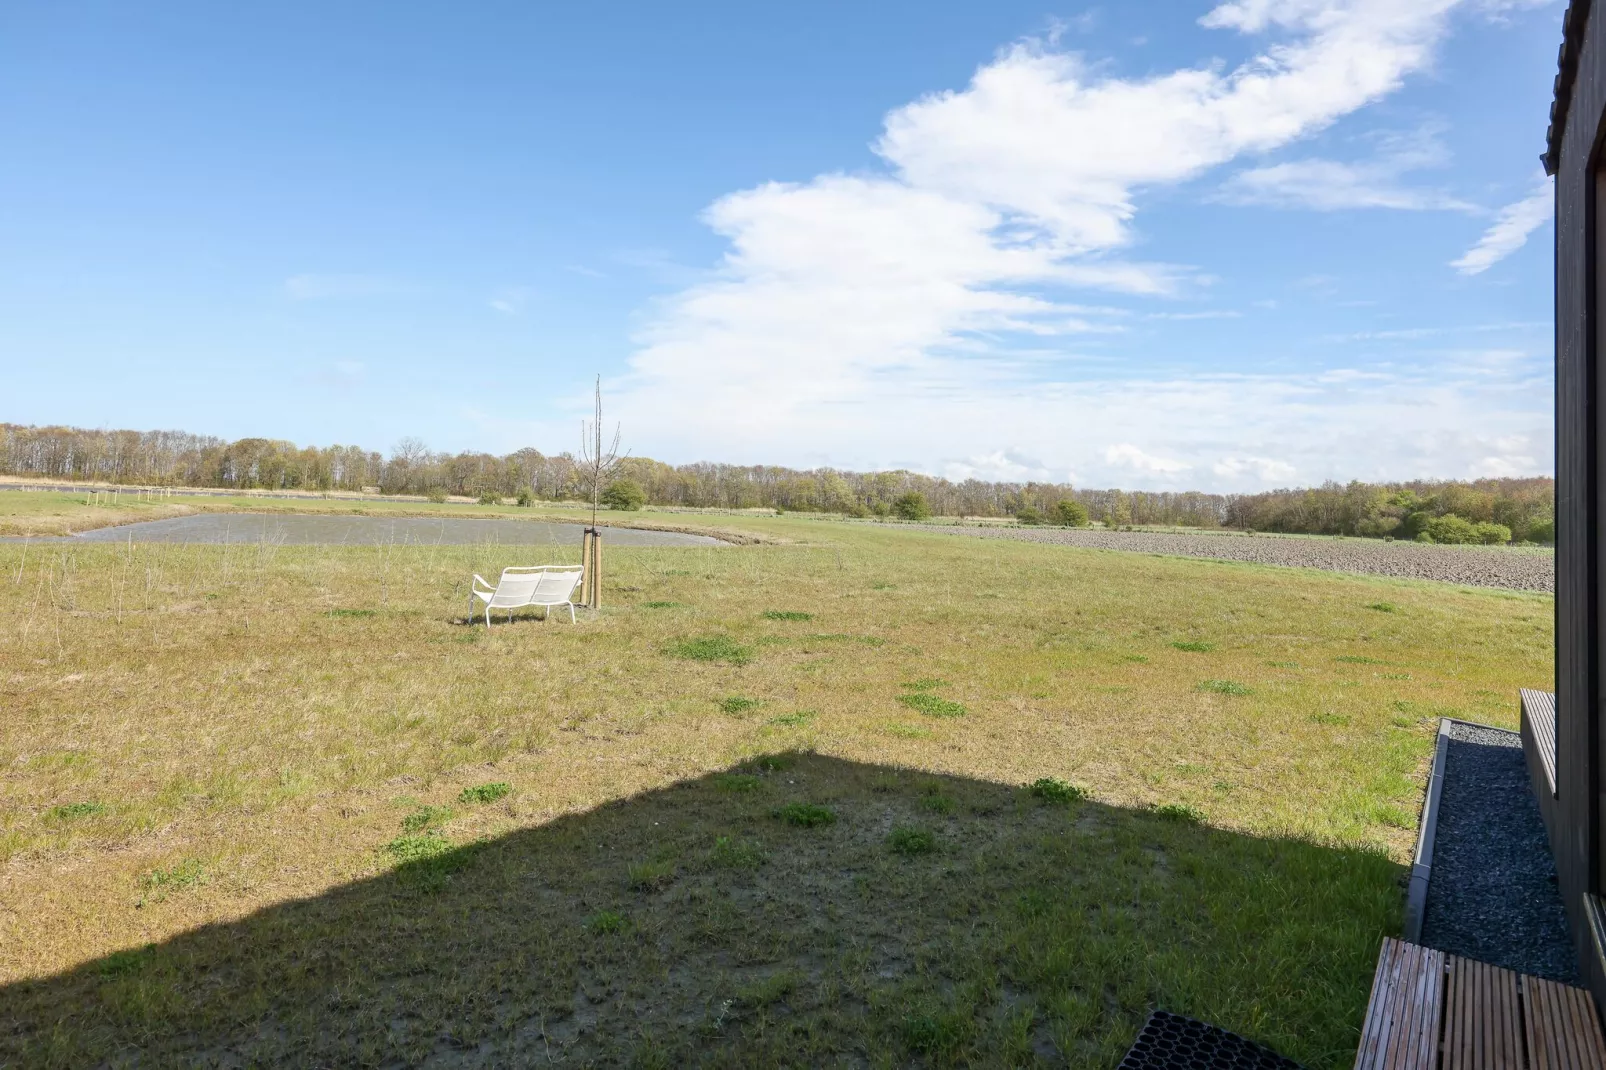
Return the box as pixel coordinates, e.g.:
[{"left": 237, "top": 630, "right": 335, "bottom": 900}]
[
  {"left": 606, "top": 0, "right": 1540, "bottom": 489},
  {"left": 1213, "top": 455, "right": 1297, "bottom": 481},
  {"left": 1451, "top": 175, "right": 1553, "bottom": 275}
]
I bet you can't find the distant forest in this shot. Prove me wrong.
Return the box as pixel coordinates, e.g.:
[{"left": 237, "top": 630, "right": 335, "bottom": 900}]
[{"left": 2, "top": 422, "right": 1555, "bottom": 542}]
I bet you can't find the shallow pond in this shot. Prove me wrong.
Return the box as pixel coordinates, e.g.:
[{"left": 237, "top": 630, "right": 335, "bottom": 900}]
[{"left": 47, "top": 513, "right": 721, "bottom": 547}]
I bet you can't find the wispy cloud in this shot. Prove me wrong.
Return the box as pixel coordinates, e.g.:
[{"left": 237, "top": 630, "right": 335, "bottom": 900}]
[
  {"left": 488, "top": 286, "right": 536, "bottom": 315},
  {"left": 1451, "top": 174, "right": 1552, "bottom": 275},
  {"left": 1105, "top": 443, "right": 1192, "bottom": 474},
  {"left": 1217, "top": 124, "right": 1478, "bottom": 212}
]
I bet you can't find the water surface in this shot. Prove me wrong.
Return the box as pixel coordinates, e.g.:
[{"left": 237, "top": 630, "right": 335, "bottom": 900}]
[{"left": 53, "top": 513, "right": 721, "bottom": 547}]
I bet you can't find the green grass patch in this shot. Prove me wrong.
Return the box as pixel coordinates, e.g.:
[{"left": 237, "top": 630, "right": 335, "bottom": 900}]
[
  {"left": 1172, "top": 640, "right": 1215, "bottom": 653},
  {"left": 773, "top": 803, "right": 836, "bottom": 828},
  {"left": 46, "top": 801, "right": 105, "bottom": 821},
  {"left": 142, "top": 859, "right": 207, "bottom": 896},
  {"left": 714, "top": 773, "right": 763, "bottom": 793},
  {"left": 884, "top": 722, "right": 933, "bottom": 739},
  {"left": 897, "top": 692, "right": 968, "bottom": 718},
  {"left": 1153, "top": 803, "right": 1205, "bottom": 824},
  {"left": 1121, "top": 654, "right": 1150, "bottom": 663},
  {"left": 457, "top": 782, "right": 511, "bottom": 805},
  {"left": 1310, "top": 713, "right": 1352, "bottom": 727},
  {"left": 769, "top": 710, "right": 816, "bottom": 728},
  {"left": 642, "top": 601, "right": 686, "bottom": 609},
  {"left": 96, "top": 944, "right": 156, "bottom": 978},
  {"left": 887, "top": 826, "right": 938, "bottom": 856},
  {"left": 668, "top": 635, "right": 754, "bottom": 665},
  {"left": 803, "top": 633, "right": 886, "bottom": 646},
  {"left": 586, "top": 910, "right": 628, "bottom": 935},
  {"left": 1334, "top": 655, "right": 1385, "bottom": 665},
  {"left": 401, "top": 805, "right": 454, "bottom": 833},
  {"left": 627, "top": 859, "right": 676, "bottom": 892},
  {"left": 761, "top": 610, "right": 813, "bottom": 621},
  {"left": 1028, "top": 778, "right": 1087, "bottom": 805},
  {"left": 326, "top": 608, "right": 377, "bottom": 619},
  {"left": 709, "top": 835, "right": 767, "bottom": 869},
  {"left": 1367, "top": 602, "right": 1399, "bottom": 613},
  {"left": 717, "top": 696, "right": 761, "bottom": 715},
  {"left": 382, "top": 832, "right": 453, "bottom": 865},
  {"left": 900, "top": 678, "right": 948, "bottom": 691},
  {"left": 1196, "top": 680, "right": 1252, "bottom": 696}
]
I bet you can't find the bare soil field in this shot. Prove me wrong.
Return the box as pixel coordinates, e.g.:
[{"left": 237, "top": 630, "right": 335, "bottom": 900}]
[{"left": 929, "top": 526, "right": 1555, "bottom": 593}]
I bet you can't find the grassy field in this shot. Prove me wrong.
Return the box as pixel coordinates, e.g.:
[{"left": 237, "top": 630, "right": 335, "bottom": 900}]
[{"left": 0, "top": 512, "right": 1552, "bottom": 1066}]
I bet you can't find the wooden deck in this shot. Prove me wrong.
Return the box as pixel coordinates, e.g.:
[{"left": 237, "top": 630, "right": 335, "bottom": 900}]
[
  {"left": 1522, "top": 687, "right": 1559, "bottom": 798},
  {"left": 1357, "top": 938, "right": 1606, "bottom": 1070}
]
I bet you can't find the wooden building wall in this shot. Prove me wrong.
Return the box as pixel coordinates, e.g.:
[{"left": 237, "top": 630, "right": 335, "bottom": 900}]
[{"left": 1551, "top": 0, "right": 1606, "bottom": 1010}]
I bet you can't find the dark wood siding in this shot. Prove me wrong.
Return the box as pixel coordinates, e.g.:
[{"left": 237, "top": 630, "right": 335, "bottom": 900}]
[{"left": 1554, "top": 0, "right": 1604, "bottom": 1009}]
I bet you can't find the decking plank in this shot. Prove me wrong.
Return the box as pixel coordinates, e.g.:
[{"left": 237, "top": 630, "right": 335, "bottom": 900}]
[{"left": 1359, "top": 938, "right": 1605, "bottom": 1070}]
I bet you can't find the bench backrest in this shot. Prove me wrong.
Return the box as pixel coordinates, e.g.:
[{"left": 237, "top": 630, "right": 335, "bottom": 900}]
[
  {"left": 487, "top": 569, "right": 545, "bottom": 607},
  {"left": 532, "top": 567, "right": 584, "bottom": 604}
]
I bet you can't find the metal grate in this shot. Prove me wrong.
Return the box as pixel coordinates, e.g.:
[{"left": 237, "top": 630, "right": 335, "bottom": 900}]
[{"left": 1118, "top": 1011, "right": 1305, "bottom": 1070}]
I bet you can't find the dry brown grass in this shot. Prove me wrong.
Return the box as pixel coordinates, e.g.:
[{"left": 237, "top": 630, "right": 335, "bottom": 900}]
[{"left": 0, "top": 517, "right": 1552, "bottom": 1064}]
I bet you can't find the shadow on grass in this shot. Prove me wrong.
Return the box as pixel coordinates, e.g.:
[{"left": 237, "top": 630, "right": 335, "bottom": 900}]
[{"left": 0, "top": 754, "right": 1400, "bottom": 1068}]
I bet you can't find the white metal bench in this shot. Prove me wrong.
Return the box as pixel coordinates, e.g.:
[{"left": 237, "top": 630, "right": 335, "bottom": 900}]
[{"left": 468, "top": 566, "right": 585, "bottom": 625}]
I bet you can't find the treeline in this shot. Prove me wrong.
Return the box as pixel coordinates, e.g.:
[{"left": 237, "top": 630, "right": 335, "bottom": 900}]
[{"left": 0, "top": 422, "right": 1554, "bottom": 541}]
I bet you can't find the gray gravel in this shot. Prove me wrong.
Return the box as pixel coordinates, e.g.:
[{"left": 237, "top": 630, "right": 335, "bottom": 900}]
[
  {"left": 1420, "top": 722, "right": 1577, "bottom": 983},
  {"left": 925, "top": 526, "right": 1553, "bottom": 592}
]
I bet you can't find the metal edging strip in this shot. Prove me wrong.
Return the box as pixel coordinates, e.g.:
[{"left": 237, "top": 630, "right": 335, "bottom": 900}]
[{"left": 1404, "top": 717, "right": 1455, "bottom": 943}]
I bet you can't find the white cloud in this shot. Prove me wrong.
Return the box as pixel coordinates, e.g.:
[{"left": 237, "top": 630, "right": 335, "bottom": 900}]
[
  {"left": 1452, "top": 175, "right": 1553, "bottom": 275},
  {"left": 1213, "top": 455, "right": 1297, "bottom": 482},
  {"left": 1105, "top": 443, "right": 1193, "bottom": 474},
  {"left": 603, "top": 0, "right": 1542, "bottom": 490}
]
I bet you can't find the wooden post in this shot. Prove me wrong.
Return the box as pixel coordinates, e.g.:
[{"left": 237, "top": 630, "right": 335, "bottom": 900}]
[
  {"left": 592, "top": 528, "right": 602, "bottom": 610},
  {"left": 581, "top": 528, "right": 593, "bottom": 608}
]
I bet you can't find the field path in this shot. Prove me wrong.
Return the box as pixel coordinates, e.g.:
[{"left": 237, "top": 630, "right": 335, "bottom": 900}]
[{"left": 928, "top": 525, "right": 1555, "bottom": 592}]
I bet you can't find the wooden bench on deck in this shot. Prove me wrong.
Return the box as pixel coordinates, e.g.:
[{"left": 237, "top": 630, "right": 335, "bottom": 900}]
[{"left": 1357, "top": 937, "right": 1606, "bottom": 1070}]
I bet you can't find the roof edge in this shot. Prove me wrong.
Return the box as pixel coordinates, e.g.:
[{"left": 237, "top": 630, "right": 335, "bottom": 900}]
[{"left": 1546, "top": 0, "right": 1592, "bottom": 176}]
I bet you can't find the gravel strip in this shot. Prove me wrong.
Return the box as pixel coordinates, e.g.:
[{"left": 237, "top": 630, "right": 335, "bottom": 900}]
[
  {"left": 924, "top": 526, "right": 1553, "bottom": 592},
  {"left": 1420, "top": 722, "right": 1577, "bottom": 983}
]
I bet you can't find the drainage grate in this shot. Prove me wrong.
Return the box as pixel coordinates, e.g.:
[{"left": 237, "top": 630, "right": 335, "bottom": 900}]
[{"left": 1118, "top": 1011, "right": 1305, "bottom": 1070}]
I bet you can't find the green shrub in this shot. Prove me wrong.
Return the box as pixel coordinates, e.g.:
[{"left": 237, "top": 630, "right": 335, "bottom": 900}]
[
  {"left": 476, "top": 491, "right": 501, "bottom": 505},
  {"left": 457, "top": 782, "right": 511, "bottom": 805},
  {"left": 1423, "top": 514, "right": 1479, "bottom": 544},
  {"left": 515, "top": 490, "right": 534, "bottom": 507},
  {"left": 601, "top": 479, "right": 646, "bottom": 510},
  {"left": 1528, "top": 517, "right": 1556, "bottom": 543},
  {"left": 1472, "top": 521, "right": 1512, "bottom": 545},
  {"left": 668, "top": 635, "right": 754, "bottom": 665},
  {"left": 1027, "top": 778, "right": 1086, "bottom": 804},
  {"left": 425, "top": 487, "right": 448, "bottom": 504},
  {"left": 773, "top": 803, "right": 835, "bottom": 827},
  {"left": 891, "top": 492, "right": 931, "bottom": 521},
  {"left": 1052, "top": 499, "right": 1090, "bottom": 527},
  {"left": 1015, "top": 505, "right": 1045, "bottom": 526}
]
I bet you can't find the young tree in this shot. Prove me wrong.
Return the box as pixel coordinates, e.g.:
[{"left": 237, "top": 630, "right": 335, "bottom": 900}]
[{"left": 578, "top": 376, "right": 626, "bottom": 526}]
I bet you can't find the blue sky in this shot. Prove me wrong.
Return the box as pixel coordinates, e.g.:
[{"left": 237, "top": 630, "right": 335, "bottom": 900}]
[{"left": 0, "top": 0, "right": 1561, "bottom": 490}]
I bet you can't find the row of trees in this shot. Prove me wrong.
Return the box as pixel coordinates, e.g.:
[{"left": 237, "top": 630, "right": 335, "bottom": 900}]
[{"left": 0, "top": 422, "right": 1555, "bottom": 541}]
